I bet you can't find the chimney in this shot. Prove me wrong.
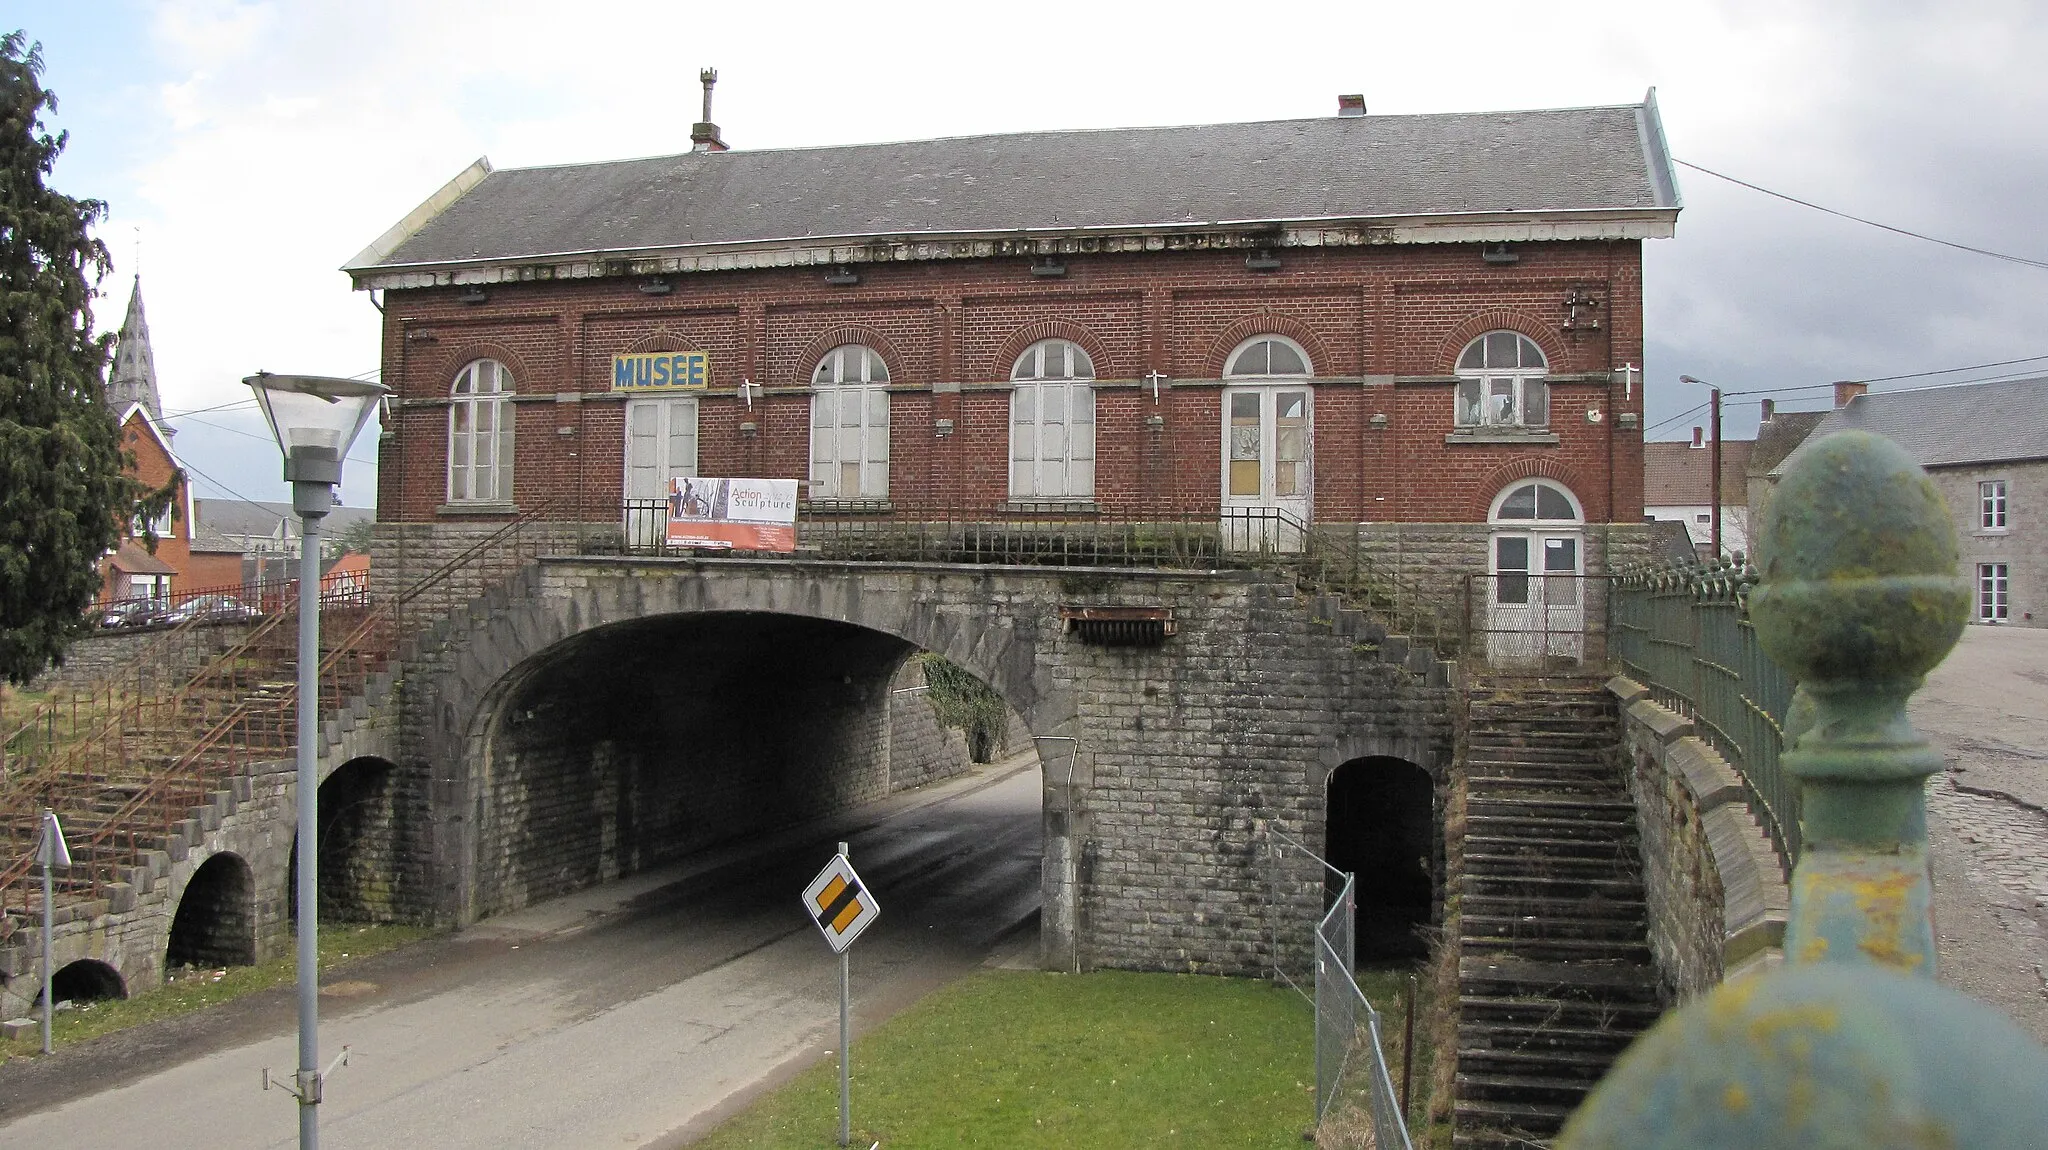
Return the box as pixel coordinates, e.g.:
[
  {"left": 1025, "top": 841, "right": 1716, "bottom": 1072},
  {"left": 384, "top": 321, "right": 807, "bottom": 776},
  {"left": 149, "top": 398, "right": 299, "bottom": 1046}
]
[
  {"left": 1833, "top": 380, "right": 1867, "bottom": 408},
  {"left": 1337, "top": 94, "right": 1366, "bottom": 117},
  {"left": 691, "top": 68, "right": 728, "bottom": 153},
  {"left": 1759, "top": 398, "right": 1775, "bottom": 421},
  {"left": 1692, "top": 426, "right": 1705, "bottom": 448}
]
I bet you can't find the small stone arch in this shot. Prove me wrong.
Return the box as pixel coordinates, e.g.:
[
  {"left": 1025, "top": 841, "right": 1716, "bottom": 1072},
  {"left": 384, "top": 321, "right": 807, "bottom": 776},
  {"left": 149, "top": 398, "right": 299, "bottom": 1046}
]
[
  {"left": 1467, "top": 458, "right": 1597, "bottom": 522},
  {"left": 167, "top": 852, "right": 257, "bottom": 969},
  {"left": 289, "top": 756, "right": 400, "bottom": 923},
  {"left": 1325, "top": 755, "right": 1436, "bottom": 962},
  {"left": 989, "top": 320, "right": 1113, "bottom": 382},
  {"left": 46, "top": 958, "right": 127, "bottom": 1005},
  {"left": 1434, "top": 310, "right": 1567, "bottom": 376},
  {"left": 1201, "top": 313, "right": 1334, "bottom": 379},
  {"left": 792, "top": 325, "right": 909, "bottom": 387}
]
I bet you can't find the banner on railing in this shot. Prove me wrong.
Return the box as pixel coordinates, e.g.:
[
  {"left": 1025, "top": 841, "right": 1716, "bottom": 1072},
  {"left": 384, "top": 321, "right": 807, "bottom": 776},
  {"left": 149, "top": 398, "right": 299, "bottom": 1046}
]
[{"left": 667, "top": 477, "right": 798, "bottom": 551}]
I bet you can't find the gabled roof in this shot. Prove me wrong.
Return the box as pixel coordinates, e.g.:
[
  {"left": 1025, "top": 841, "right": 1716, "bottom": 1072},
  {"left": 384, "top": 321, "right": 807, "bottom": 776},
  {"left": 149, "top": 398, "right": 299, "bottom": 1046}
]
[
  {"left": 109, "top": 540, "right": 177, "bottom": 576},
  {"left": 117, "top": 402, "right": 195, "bottom": 533},
  {"left": 196, "top": 499, "right": 375, "bottom": 539},
  {"left": 1775, "top": 377, "right": 2048, "bottom": 473},
  {"left": 1747, "top": 410, "right": 1829, "bottom": 478},
  {"left": 1644, "top": 439, "right": 1753, "bottom": 506},
  {"left": 348, "top": 95, "right": 1680, "bottom": 289}
]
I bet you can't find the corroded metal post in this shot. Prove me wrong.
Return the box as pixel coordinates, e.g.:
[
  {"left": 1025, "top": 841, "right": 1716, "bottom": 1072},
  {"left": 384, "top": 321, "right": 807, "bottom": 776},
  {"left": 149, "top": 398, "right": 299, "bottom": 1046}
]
[{"left": 1559, "top": 430, "right": 2048, "bottom": 1149}]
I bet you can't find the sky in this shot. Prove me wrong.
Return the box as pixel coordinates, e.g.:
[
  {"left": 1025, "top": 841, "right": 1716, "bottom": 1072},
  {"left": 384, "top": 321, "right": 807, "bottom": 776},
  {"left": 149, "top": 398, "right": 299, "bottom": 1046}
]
[{"left": 16, "top": 0, "right": 2048, "bottom": 508}]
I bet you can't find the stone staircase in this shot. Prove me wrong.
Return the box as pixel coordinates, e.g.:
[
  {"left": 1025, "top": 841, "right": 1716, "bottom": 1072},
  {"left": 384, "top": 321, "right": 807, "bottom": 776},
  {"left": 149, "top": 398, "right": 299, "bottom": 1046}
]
[{"left": 1453, "top": 675, "right": 1659, "bottom": 1148}]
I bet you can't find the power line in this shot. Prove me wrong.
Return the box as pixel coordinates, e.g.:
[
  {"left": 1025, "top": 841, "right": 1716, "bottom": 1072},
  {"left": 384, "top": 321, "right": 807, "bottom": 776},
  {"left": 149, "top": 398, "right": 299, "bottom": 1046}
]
[
  {"left": 1675, "top": 158, "right": 2048, "bottom": 272},
  {"left": 173, "top": 414, "right": 378, "bottom": 468}
]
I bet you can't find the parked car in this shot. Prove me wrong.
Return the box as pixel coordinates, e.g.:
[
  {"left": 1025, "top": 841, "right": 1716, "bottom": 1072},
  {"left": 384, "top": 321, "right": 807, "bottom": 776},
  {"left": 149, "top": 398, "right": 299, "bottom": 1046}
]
[
  {"left": 166, "top": 594, "right": 260, "bottom": 625},
  {"left": 100, "top": 599, "right": 172, "bottom": 630}
]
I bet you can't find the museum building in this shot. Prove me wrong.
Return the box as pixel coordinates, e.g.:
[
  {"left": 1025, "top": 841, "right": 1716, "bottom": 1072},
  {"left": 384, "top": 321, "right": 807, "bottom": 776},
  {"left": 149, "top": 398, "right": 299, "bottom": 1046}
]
[{"left": 348, "top": 87, "right": 1680, "bottom": 598}]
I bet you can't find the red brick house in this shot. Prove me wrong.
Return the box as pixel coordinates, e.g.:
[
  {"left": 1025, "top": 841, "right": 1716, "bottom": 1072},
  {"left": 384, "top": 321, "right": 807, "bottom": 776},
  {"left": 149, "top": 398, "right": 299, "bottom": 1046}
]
[
  {"left": 349, "top": 91, "right": 1678, "bottom": 606},
  {"left": 99, "top": 402, "right": 194, "bottom": 603}
]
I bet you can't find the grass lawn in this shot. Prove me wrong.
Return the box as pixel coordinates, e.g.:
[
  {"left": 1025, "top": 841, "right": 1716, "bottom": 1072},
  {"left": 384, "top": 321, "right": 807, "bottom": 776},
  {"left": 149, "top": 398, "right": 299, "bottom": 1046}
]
[
  {"left": 0, "top": 922, "right": 429, "bottom": 1062},
  {"left": 697, "top": 969, "right": 1317, "bottom": 1149}
]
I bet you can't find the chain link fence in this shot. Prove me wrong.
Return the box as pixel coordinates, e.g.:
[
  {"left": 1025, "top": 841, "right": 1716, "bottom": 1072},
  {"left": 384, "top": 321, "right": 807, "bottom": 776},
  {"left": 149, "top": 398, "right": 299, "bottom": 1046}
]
[{"left": 1267, "top": 827, "right": 1414, "bottom": 1149}]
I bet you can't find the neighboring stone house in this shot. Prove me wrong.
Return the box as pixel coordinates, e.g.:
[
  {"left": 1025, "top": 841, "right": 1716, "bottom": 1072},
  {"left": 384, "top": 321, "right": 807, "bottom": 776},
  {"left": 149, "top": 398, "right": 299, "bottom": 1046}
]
[
  {"left": 1744, "top": 399, "right": 1829, "bottom": 536},
  {"left": 1644, "top": 432, "right": 1753, "bottom": 559},
  {"left": 1779, "top": 377, "right": 2046, "bottom": 627},
  {"left": 348, "top": 87, "right": 1680, "bottom": 620}
]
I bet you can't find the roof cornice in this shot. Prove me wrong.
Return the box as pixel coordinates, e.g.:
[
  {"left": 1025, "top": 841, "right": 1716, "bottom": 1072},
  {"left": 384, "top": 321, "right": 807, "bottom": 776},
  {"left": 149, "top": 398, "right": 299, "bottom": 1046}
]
[{"left": 348, "top": 208, "right": 1677, "bottom": 292}]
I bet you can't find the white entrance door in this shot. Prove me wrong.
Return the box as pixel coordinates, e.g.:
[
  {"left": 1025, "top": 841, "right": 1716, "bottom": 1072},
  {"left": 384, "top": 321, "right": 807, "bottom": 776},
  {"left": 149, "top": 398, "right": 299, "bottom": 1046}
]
[
  {"left": 624, "top": 397, "right": 699, "bottom": 548},
  {"left": 1221, "top": 386, "right": 1312, "bottom": 552},
  {"left": 1488, "top": 532, "right": 1584, "bottom": 662}
]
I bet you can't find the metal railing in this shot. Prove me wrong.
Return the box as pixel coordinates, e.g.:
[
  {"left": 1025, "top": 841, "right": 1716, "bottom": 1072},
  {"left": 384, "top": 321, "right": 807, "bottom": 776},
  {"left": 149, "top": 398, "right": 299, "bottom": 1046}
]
[
  {"left": 1267, "top": 826, "right": 1414, "bottom": 1149},
  {"left": 1459, "top": 572, "right": 1613, "bottom": 667},
  {"left": 601, "top": 501, "right": 1464, "bottom": 656},
  {"left": 1612, "top": 558, "right": 1797, "bottom": 869},
  {"left": 0, "top": 505, "right": 557, "bottom": 929}
]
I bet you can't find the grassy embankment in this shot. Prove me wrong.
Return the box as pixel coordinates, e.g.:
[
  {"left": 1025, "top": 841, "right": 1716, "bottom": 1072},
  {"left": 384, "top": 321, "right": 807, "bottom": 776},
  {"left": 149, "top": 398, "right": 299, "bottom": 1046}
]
[{"left": 696, "top": 966, "right": 1434, "bottom": 1149}]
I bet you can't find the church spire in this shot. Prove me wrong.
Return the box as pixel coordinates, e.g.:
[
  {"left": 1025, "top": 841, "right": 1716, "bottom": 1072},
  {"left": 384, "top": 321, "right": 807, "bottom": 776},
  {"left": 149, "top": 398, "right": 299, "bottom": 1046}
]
[{"left": 106, "top": 275, "right": 165, "bottom": 426}]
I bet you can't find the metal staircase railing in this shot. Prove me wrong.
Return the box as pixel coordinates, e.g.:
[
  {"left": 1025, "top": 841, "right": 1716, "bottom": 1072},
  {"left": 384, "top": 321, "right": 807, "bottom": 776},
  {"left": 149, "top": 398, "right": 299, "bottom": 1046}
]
[{"left": 0, "top": 504, "right": 556, "bottom": 930}]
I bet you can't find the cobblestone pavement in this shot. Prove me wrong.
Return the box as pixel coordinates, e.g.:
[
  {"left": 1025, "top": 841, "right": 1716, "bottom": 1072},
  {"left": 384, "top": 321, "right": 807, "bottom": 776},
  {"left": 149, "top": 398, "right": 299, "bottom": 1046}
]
[{"left": 1911, "top": 624, "right": 2048, "bottom": 1043}]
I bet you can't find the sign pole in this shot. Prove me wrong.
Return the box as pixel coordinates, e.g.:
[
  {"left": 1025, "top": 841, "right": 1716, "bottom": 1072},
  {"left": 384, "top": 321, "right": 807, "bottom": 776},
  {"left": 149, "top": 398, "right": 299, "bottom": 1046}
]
[
  {"left": 41, "top": 826, "right": 52, "bottom": 1056},
  {"left": 838, "top": 840, "right": 851, "bottom": 1149},
  {"left": 38, "top": 808, "right": 70, "bottom": 1057}
]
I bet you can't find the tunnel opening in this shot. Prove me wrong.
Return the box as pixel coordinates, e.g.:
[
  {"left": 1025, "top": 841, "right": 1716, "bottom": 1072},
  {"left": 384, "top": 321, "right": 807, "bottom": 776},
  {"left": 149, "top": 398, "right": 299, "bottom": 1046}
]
[
  {"left": 289, "top": 756, "right": 400, "bottom": 924},
  {"left": 1326, "top": 755, "right": 1435, "bottom": 963},
  {"left": 166, "top": 852, "right": 257, "bottom": 969},
  {"left": 472, "top": 610, "right": 1041, "bottom": 924},
  {"left": 38, "top": 959, "right": 127, "bottom": 1007}
]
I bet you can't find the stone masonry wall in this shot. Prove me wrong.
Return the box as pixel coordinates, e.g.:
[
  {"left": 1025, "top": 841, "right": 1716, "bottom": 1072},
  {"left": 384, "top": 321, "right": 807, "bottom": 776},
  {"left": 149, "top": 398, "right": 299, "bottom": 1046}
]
[
  {"left": 1611, "top": 676, "right": 1787, "bottom": 1000},
  {"left": 400, "top": 557, "right": 1455, "bottom": 975},
  {"left": 887, "top": 658, "right": 977, "bottom": 791}
]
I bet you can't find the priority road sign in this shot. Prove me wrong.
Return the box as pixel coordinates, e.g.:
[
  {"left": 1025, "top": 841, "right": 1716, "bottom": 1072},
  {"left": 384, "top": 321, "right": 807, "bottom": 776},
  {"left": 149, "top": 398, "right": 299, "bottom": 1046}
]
[{"left": 802, "top": 852, "right": 879, "bottom": 954}]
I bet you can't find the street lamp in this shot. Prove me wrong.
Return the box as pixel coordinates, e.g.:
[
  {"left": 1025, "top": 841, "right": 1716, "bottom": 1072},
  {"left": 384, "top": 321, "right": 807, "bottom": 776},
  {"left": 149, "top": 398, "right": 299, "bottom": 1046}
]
[
  {"left": 245, "top": 372, "right": 387, "bottom": 1150},
  {"left": 1678, "top": 375, "right": 1724, "bottom": 559}
]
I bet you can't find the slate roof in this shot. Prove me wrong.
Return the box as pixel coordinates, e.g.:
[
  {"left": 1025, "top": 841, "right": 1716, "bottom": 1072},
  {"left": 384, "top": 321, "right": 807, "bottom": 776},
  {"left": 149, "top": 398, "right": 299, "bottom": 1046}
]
[
  {"left": 196, "top": 500, "right": 374, "bottom": 541},
  {"left": 352, "top": 99, "right": 1678, "bottom": 275},
  {"left": 1747, "top": 410, "right": 1829, "bottom": 478},
  {"left": 1776, "top": 377, "right": 2048, "bottom": 473},
  {"left": 1644, "top": 439, "right": 1754, "bottom": 505}
]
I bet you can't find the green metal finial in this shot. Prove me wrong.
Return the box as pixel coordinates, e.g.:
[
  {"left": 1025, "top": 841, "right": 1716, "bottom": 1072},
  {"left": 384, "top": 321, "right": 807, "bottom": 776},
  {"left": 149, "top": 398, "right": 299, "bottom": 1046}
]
[
  {"left": 1558, "top": 430, "right": 2048, "bottom": 1148},
  {"left": 1749, "top": 430, "right": 1968, "bottom": 973}
]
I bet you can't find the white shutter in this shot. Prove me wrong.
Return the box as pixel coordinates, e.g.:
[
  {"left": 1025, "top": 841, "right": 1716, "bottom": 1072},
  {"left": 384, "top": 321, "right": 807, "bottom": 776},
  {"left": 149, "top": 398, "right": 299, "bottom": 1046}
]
[
  {"left": 1069, "top": 385, "right": 1095, "bottom": 498},
  {"left": 810, "top": 389, "right": 834, "bottom": 498},
  {"left": 1010, "top": 384, "right": 1035, "bottom": 496},
  {"left": 863, "top": 388, "right": 890, "bottom": 498}
]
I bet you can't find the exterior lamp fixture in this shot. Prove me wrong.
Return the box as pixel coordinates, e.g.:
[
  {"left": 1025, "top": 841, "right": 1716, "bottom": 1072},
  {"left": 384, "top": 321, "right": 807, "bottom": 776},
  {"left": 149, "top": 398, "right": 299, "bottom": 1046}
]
[
  {"left": 639, "top": 275, "right": 674, "bottom": 295},
  {"left": 1678, "top": 374, "right": 1724, "bottom": 559},
  {"left": 1031, "top": 255, "right": 1067, "bottom": 277},
  {"left": 243, "top": 371, "right": 388, "bottom": 1150},
  {"left": 824, "top": 265, "right": 861, "bottom": 286},
  {"left": 459, "top": 284, "right": 489, "bottom": 305},
  {"left": 1245, "top": 248, "right": 1282, "bottom": 272}
]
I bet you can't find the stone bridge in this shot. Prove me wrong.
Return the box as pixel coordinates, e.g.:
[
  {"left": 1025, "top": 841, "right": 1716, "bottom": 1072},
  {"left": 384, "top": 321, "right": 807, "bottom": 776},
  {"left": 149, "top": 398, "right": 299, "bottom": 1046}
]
[{"left": 7, "top": 554, "right": 1455, "bottom": 1016}]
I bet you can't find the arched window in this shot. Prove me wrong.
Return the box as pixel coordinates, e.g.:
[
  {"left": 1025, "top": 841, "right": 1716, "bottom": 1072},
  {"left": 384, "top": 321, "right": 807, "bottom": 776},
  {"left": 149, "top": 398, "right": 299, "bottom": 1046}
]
[
  {"left": 809, "top": 345, "right": 890, "bottom": 501},
  {"left": 1010, "top": 339, "right": 1095, "bottom": 500},
  {"left": 448, "top": 360, "right": 514, "bottom": 503},
  {"left": 1455, "top": 332, "right": 1548, "bottom": 429},
  {"left": 1490, "top": 480, "right": 1582, "bottom": 524},
  {"left": 1224, "top": 336, "right": 1312, "bottom": 379}
]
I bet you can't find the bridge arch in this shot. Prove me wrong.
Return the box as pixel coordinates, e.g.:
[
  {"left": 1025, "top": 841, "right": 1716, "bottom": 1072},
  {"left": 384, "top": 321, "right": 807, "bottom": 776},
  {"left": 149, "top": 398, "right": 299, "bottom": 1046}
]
[
  {"left": 435, "top": 561, "right": 1067, "bottom": 923},
  {"left": 166, "top": 851, "right": 257, "bottom": 969},
  {"left": 46, "top": 958, "right": 127, "bottom": 1005}
]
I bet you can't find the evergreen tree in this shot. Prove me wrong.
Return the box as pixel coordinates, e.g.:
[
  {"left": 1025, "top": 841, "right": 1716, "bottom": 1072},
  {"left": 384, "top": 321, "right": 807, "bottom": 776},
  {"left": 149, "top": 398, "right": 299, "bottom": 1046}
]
[{"left": 0, "top": 32, "right": 142, "bottom": 684}]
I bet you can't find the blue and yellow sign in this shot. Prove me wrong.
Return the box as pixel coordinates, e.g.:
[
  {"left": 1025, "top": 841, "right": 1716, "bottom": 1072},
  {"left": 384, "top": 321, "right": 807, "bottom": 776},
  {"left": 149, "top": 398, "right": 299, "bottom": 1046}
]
[{"left": 612, "top": 351, "right": 709, "bottom": 393}]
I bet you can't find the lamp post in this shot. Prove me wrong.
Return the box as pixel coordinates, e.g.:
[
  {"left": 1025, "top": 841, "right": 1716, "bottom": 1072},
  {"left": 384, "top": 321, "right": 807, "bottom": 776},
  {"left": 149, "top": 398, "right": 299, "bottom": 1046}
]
[
  {"left": 244, "top": 372, "right": 387, "bottom": 1150},
  {"left": 1678, "top": 375, "right": 1723, "bottom": 558}
]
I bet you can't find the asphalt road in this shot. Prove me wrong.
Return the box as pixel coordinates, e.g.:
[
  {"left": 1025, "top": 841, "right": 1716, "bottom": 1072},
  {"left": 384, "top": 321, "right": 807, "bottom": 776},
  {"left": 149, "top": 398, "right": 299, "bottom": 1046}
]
[{"left": 0, "top": 754, "right": 1044, "bottom": 1148}]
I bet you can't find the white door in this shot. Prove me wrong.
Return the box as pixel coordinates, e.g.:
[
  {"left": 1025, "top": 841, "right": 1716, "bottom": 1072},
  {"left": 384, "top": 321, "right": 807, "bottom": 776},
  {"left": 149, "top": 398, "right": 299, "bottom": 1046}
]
[
  {"left": 624, "top": 397, "right": 699, "bottom": 548},
  {"left": 1487, "top": 532, "right": 1585, "bottom": 662},
  {"left": 1221, "top": 386, "right": 1312, "bottom": 552}
]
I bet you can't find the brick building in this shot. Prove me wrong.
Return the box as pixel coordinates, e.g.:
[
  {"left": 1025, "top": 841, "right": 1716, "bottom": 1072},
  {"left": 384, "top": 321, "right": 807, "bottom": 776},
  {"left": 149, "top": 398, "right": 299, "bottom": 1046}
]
[{"left": 349, "top": 91, "right": 1678, "bottom": 611}]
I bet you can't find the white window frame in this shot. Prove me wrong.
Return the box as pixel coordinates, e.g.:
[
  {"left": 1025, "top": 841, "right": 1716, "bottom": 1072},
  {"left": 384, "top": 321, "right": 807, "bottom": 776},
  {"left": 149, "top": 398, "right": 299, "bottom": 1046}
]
[
  {"left": 448, "top": 359, "right": 514, "bottom": 504},
  {"left": 1978, "top": 562, "right": 2010, "bottom": 622},
  {"left": 809, "top": 345, "right": 891, "bottom": 501},
  {"left": 1009, "top": 339, "right": 1096, "bottom": 501},
  {"left": 1980, "top": 479, "right": 2008, "bottom": 531},
  {"left": 1223, "top": 335, "right": 1313, "bottom": 381},
  {"left": 1455, "top": 332, "right": 1550, "bottom": 429}
]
